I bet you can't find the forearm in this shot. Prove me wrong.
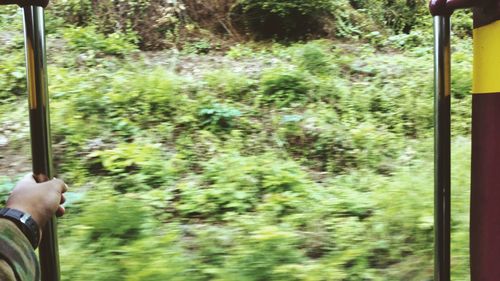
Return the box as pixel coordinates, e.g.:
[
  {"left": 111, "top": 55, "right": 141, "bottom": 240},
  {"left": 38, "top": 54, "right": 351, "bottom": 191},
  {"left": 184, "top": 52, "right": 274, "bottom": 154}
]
[
  {"left": 0, "top": 259, "right": 17, "bottom": 281},
  {"left": 0, "top": 219, "right": 39, "bottom": 281}
]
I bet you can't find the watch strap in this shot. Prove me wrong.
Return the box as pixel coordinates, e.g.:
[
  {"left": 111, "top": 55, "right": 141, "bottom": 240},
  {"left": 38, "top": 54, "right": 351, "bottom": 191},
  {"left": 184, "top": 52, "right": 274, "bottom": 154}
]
[{"left": 0, "top": 208, "right": 40, "bottom": 249}]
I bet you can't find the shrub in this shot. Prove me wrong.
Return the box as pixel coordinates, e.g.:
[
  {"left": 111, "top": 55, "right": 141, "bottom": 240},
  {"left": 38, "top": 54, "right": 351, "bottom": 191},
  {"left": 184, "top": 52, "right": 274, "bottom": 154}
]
[
  {"left": 203, "top": 70, "right": 257, "bottom": 100},
  {"left": 50, "top": 0, "right": 185, "bottom": 49},
  {"left": 176, "top": 153, "right": 312, "bottom": 219},
  {"left": 350, "top": 0, "right": 428, "bottom": 34},
  {"left": 182, "top": 0, "right": 240, "bottom": 37},
  {"left": 77, "top": 189, "right": 151, "bottom": 242},
  {"left": 199, "top": 103, "right": 242, "bottom": 130},
  {"left": 48, "top": 0, "right": 92, "bottom": 26},
  {"left": 123, "top": 228, "right": 203, "bottom": 281},
  {"left": 0, "top": 50, "right": 26, "bottom": 103},
  {"left": 106, "top": 68, "right": 188, "bottom": 126},
  {"left": 232, "top": 0, "right": 333, "bottom": 39},
  {"left": 295, "top": 43, "right": 333, "bottom": 75},
  {"left": 63, "top": 26, "right": 137, "bottom": 56},
  {"left": 89, "top": 141, "right": 173, "bottom": 191},
  {"left": 218, "top": 226, "right": 306, "bottom": 281},
  {"left": 260, "top": 68, "right": 312, "bottom": 107}
]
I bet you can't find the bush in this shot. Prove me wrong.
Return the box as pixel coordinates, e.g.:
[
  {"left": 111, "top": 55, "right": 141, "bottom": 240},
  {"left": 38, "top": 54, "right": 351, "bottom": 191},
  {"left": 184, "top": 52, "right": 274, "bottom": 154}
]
[
  {"left": 183, "top": 0, "right": 376, "bottom": 39},
  {"left": 106, "top": 68, "right": 188, "bottom": 126},
  {"left": 199, "top": 103, "right": 242, "bottom": 130},
  {"left": 203, "top": 70, "right": 257, "bottom": 100},
  {"left": 123, "top": 228, "right": 203, "bottom": 281},
  {"left": 260, "top": 67, "right": 312, "bottom": 106},
  {"left": 47, "top": 0, "right": 453, "bottom": 42},
  {"left": 182, "top": 0, "right": 239, "bottom": 37},
  {"left": 176, "top": 153, "right": 312, "bottom": 219},
  {"left": 233, "top": 0, "right": 333, "bottom": 39},
  {"left": 351, "top": 0, "right": 429, "bottom": 34},
  {"left": 89, "top": 142, "right": 169, "bottom": 189},
  {"left": 218, "top": 226, "right": 305, "bottom": 281},
  {"left": 278, "top": 106, "right": 401, "bottom": 173},
  {"left": 63, "top": 26, "right": 137, "bottom": 57},
  {"left": 295, "top": 42, "right": 334, "bottom": 75},
  {"left": 0, "top": 50, "right": 26, "bottom": 103},
  {"left": 77, "top": 190, "right": 150, "bottom": 242},
  {"left": 50, "top": 0, "right": 185, "bottom": 49}
]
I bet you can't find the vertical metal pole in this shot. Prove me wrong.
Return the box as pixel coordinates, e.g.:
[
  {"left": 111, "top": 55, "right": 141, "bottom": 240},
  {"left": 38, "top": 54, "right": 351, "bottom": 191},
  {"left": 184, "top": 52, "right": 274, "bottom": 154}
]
[
  {"left": 433, "top": 15, "right": 451, "bottom": 281},
  {"left": 23, "top": 5, "right": 60, "bottom": 281}
]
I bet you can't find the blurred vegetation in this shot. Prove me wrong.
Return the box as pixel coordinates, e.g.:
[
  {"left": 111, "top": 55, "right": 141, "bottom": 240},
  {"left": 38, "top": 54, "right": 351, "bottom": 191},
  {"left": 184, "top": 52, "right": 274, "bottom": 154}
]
[
  {"left": 44, "top": 0, "right": 473, "bottom": 48},
  {"left": 0, "top": 1, "right": 473, "bottom": 280}
]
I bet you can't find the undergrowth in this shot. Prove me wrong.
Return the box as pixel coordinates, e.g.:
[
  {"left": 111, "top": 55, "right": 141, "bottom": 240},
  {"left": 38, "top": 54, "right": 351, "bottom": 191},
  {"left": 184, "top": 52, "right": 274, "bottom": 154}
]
[{"left": 0, "top": 5, "right": 473, "bottom": 281}]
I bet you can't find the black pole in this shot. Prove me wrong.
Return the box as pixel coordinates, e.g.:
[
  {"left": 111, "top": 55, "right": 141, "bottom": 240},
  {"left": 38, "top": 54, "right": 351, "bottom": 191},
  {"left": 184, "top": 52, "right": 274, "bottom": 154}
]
[
  {"left": 22, "top": 5, "right": 60, "bottom": 281},
  {"left": 433, "top": 15, "right": 451, "bottom": 281}
]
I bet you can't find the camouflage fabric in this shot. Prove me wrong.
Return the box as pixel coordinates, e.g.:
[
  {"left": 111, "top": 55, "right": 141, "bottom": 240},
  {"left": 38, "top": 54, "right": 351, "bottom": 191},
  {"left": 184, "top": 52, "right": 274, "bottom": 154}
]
[
  {"left": 0, "top": 219, "right": 40, "bottom": 281},
  {"left": 0, "top": 259, "right": 18, "bottom": 280}
]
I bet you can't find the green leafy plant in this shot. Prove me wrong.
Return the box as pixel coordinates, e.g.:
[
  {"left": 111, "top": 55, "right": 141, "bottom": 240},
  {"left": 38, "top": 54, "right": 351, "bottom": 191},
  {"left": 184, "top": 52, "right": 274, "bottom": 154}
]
[
  {"left": 63, "top": 26, "right": 138, "bottom": 56},
  {"left": 199, "top": 103, "right": 242, "bottom": 130},
  {"left": 234, "top": 0, "right": 333, "bottom": 39},
  {"left": 89, "top": 141, "right": 173, "bottom": 191},
  {"left": 260, "top": 67, "right": 312, "bottom": 106}
]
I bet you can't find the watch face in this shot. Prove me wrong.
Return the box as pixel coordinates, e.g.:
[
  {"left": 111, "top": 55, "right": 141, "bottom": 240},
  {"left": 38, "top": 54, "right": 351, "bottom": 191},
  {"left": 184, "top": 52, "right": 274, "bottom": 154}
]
[{"left": 19, "top": 213, "right": 31, "bottom": 224}]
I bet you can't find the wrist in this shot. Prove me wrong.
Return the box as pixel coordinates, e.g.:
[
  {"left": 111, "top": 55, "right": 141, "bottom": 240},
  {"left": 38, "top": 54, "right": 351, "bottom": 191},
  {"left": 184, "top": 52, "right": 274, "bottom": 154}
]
[
  {"left": 0, "top": 208, "right": 40, "bottom": 249},
  {"left": 4, "top": 203, "right": 43, "bottom": 230}
]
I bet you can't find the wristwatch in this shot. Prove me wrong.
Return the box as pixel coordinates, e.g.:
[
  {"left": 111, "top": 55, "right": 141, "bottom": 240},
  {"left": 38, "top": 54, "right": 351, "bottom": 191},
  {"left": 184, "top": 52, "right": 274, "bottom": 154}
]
[{"left": 0, "top": 208, "right": 40, "bottom": 249}]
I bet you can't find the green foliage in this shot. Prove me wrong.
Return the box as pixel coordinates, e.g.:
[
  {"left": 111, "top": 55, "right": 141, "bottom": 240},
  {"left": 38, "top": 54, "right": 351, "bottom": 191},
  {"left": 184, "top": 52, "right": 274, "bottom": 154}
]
[
  {"left": 0, "top": 6, "right": 22, "bottom": 31},
  {"left": 451, "top": 49, "right": 473, "bottom": 99},
  {"left": 49, "top": 0, "right": 93, "bottom": 26},
  {"left": 184, "top": 39, "right": 212, "bottom": 54},
  {"left": 50, "top": 0, "right": 184, "bottom": 49},
  {"left": 234, "top": 0, "right": 333, "bottom": 39},
  {"left": 63, "top": 26, "right": 137, "bottom": 56},
  {"left": 89, "top": 141, "right": 174, "bottom": 191},
  {"left": 0, "top": 49, "right": 26, "bottom": 103},
  {"left": 77, "top": 191, "right": 148, "bottom": 241},
  {"left": 0, "top": 5, "right": 474, "bottom": 278},
  {"left": 296, "top": 43, "right": 332, "bottom": 75},
  {"left": 353, "top": 0, "right": 429, "bottom": 34},
  {"left": 260, "top": 67, "right": 312, "bottom": 106},
  {"left": 219, "top": 225, "right": 305, "bottom": 280},
  {"left": 199, "top": 104, "right": 242, "bottom": 130},
  {"left": 177, "top": 153, "right": 311, "bottom": 219},
  {"left": 452, "top": 10, "right": 473, "bottom": 38},
  {"left": 0, "top": 176, "right": 15, "bottom": 205},
  {"left": 107, "top": 68, "right": 187, "bottom": 124},
  {"left": 123, "top": 229, "right": 203, "bottom": 281},
  {"left": 239, "top": 0, "right": 332, "bottom": 17},
  {"left": 226, "top": 44, "right": 257, "bottom": 59},
  {"left": 47, "top": 0, "right": 471, "bottom": 43},
  {"left": 203, "top": 70, "right": 257, "bottom": 100}
]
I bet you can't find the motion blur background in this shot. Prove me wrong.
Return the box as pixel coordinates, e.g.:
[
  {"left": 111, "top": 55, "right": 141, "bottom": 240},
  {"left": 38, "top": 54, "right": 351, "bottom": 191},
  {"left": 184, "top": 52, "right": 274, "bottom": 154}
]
[{"left": 0, "top": 0, "right": 473, "bottom": 280}]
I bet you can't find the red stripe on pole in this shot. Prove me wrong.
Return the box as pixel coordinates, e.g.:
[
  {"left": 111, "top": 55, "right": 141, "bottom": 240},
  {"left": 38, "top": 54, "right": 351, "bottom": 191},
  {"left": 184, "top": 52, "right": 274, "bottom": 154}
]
[{"left": 470, "top": 92, "right": 500, "bottom": 280}]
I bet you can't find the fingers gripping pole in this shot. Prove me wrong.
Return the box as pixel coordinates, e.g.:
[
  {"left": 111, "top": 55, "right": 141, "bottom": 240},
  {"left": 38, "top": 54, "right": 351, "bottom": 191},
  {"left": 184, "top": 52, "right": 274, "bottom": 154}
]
[
  {"left": 433, "top": 15, "right": 451, "bottom": 281},
  {"left": 23, "top": 6, "right": 60, "bottom": 281}
]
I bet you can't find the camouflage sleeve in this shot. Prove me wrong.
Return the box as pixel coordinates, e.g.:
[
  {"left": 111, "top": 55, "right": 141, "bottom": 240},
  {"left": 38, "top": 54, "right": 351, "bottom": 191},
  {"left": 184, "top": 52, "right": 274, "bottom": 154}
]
[
  {"left": 0, "top": 219, "right": 40, "bottom": 281},
  {"left": 0, "top": 259, "right": 17, "bottom": 281}
]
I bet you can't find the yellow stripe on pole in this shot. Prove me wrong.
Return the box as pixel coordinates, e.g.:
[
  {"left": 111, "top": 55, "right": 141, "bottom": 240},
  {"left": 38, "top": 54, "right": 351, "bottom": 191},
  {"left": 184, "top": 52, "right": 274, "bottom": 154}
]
[{"left": 473, "top": 20, "right": 500, "bottom": 94}]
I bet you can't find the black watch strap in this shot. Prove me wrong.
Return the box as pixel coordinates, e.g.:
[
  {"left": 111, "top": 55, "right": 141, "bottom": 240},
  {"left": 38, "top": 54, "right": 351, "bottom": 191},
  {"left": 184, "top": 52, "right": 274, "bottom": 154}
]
[{"left": 0, "top": 208, "right": 40, "bottom": 249}]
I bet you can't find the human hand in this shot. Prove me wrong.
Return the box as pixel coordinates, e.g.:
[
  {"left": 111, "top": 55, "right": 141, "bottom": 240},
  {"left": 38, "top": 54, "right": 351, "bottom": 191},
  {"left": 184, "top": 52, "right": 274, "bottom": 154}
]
[{"left": 6, "top": 174, "right": 67, "bottom": 231}]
